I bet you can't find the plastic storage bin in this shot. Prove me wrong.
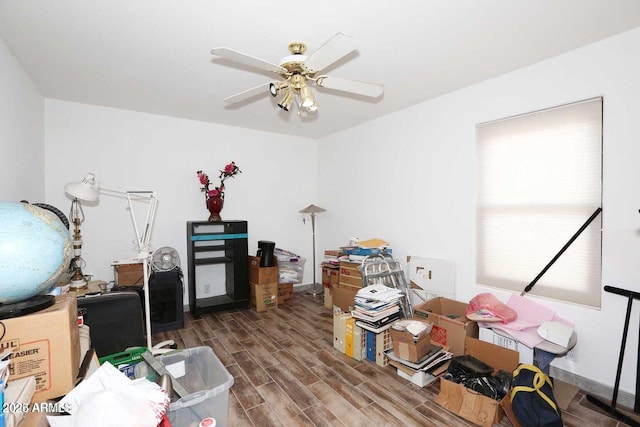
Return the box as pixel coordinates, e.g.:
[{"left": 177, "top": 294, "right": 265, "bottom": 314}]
[
  {"left": 137, "top": 346, "right": 234, "bottom": 427},
  {"left": 274, "top": 248, "right": 306, "bottom": 284}
]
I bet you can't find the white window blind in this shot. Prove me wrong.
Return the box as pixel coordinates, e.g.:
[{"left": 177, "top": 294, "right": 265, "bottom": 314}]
[{"left": 476, "top": 98, "right": 602, "bottom": 308}]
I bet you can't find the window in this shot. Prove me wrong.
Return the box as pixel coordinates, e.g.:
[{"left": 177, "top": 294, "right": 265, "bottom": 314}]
[{"left": 476, "top": 98, "right": 602, "bottom": 308}]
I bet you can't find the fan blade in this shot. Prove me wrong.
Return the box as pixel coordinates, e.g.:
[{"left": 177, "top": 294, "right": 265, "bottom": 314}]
[
  {"left": 211, "top": 47, "right": 286, "bottom": 74},
  {"left": 223, "top": 83, "right": 270, "bottom": 104},
  {"left": 315, "top": 76, "right": 384, "bottom": 98},
  {"left": 303, "top": 32, "right": 358, "bottom": 73}
]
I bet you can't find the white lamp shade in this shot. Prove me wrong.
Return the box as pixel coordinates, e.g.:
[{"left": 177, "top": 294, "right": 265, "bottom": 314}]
[{"left": 65, "top": 173, "right": 100, "bottom": 202}]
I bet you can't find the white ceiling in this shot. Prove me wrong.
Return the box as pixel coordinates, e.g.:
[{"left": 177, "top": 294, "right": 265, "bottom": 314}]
[{"left": 2, "top": 1, "right": 640, "bottom": 139}]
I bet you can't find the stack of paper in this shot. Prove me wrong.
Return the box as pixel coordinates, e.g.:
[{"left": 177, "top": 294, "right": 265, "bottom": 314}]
[{"left": 352, "top": 285, "right": 403, "bottom": 332}]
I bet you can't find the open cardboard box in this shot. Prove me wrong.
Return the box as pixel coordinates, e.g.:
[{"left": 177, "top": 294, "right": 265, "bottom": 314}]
[
  {"left": 435, "top": 337, "right": 519, "bottom": 427},
  {"left": 413, "top": 297, "right": 479, "bottom": 356},
  {"left": 389, "top": 319, "right": 432, "bottom": 363},
  {"left": 248, "top": 256, "right": 279, "bottom": 284}
]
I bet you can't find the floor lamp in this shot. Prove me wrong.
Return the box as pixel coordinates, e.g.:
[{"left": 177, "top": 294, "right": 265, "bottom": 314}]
[
  {"left": 300, "top": 204, "right": 326, "bottom": 297},
  {"left": 65, "top": 173, "right": 158, "bottom": 351}
]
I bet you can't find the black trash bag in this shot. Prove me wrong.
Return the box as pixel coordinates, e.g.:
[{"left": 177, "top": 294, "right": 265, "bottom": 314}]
[{"left": 443, "top": 356, "right": 512, "bottom": 401}]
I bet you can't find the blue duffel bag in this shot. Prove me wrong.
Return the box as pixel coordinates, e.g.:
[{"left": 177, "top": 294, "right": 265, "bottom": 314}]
[{"left": 511, "top": 364, "right": 563, "bottom": 427}]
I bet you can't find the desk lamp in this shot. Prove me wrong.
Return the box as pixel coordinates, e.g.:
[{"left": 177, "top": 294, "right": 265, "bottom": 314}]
[
  {"left": 65, "top": 173, "right": 158, "bottom": 350},
  {"left": 299, "top": 204, "right": 326, "bottom": 297},
  {"left": 65, "top": 175, "right": 99, "bottom": 289}
]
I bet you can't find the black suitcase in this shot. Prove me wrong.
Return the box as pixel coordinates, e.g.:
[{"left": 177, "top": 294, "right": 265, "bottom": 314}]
[{"left": 77, "top": 291, "right": 145, "bottom": 358}]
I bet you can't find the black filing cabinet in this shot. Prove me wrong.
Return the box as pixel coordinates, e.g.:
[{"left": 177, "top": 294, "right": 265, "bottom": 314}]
[{"left": 187, "top": 220, "right": 249, "bottom": 316}]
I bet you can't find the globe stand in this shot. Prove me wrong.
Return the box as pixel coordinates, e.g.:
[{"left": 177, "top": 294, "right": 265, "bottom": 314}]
[{"left": 0, "top": 295, "right": 55, "bottom": 320}]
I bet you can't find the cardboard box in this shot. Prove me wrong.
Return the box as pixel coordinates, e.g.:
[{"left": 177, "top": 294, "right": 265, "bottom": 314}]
[
  {"left": 4, "top": 294, "right": 80, "bottom": 402},
  {"left": 332, "top": 284, "right": 359, "bottom": 312},
  {"left": 332, "top": 261, "right": 363, "bottom": 312},
  {"left": 250, "top": 282, "right": 278, "bottom": 312},
  {"left": 436, "top": 337, "right": 519, "bottom": 427},
  {"left": 339, "top": 274, "right": 362, "bottom": 288},
  {"left": 413, "top": 297, "right": 479, "bottom": 356},
  {"left": 248, "top": 256, "right": 279, "bottom": 285},
  {"left": 113, "top": 262, "right": 144, "bottom": 286},
  {"left": 322, "top": 266, "right": 339, "bottom": 287},
  {"left": 479, "top": 326, "right": 534, "bottom": 364},
  {"left": 389, "top": 320, "right": 432, "bottom": 363},
  {"left": 277, "top": 282, "right": 293, "bottom": 304},
  {"left": 339, "top": 261, "right": 362, "bottom": 281}
]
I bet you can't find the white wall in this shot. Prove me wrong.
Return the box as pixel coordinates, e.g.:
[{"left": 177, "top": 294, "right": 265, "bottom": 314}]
[
  {"left": 318, "top": 27, "right": 640, "bottom": 394},
  {"left": 43, "top": 100, "right": 317, "bottom": 305},
  {"left": 0, "top": 37, "right": 44, "bottom": 201}
]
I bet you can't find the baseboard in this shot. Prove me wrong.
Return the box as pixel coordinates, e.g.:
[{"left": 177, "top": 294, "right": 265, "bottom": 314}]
[
  {"left": 182, "top": 283, "right": 313, "bottom": 312},
  {"left": 550, "top": 365, "right": 636, "bottom": 410}
]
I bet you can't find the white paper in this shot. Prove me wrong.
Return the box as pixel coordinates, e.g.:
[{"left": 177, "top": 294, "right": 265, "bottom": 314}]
[{"left": 46, "top": 362, "right": 169, "bottom": 427}]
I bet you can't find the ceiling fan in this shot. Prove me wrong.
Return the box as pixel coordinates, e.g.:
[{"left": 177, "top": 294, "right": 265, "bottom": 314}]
[{"left": 211, "top": 32, "right": 383, "bottom": 114}]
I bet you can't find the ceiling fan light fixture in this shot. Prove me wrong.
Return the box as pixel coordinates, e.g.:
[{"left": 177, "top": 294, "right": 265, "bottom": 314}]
[
  {"left": 213, "top": 32, "right": 384, "bottom": 116},
  {"left": 269, "top": 81, "right": 289, "bottom": 97},
  {"left": 300, "top": 85, "right": 318, "bottom": 112},
  {"left": 277, "top": 89, "right": 294, "bottom": 111}
]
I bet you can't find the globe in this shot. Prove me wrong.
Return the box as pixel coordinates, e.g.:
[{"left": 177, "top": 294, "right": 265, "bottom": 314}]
[{"left": 0, "top": 201, "right": 73, "bottom": 304}]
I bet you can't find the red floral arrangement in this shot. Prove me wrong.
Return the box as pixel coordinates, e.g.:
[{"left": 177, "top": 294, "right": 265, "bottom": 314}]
[{"left": 197, "top": 161, "right": 241, "bottom": 200}]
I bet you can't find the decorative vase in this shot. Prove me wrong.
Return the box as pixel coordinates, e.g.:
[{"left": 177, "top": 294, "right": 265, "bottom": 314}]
[{"left": 206, "top": 195, "right": 224, "bottom": 222}]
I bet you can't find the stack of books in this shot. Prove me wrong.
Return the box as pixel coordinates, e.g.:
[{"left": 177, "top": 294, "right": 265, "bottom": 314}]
[{"left": 352, "top": 284, "right": 403, "bottom": 333}]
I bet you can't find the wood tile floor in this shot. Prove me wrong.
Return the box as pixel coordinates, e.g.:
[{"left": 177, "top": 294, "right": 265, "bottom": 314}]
[{"left": 151, "top": 292, "right": 639, "bottom": 427}]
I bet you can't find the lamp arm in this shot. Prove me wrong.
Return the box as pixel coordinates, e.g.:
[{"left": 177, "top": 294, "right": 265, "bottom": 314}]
[
  {"left": 137, "top": 191, "right": 157, "bottom": 256},
  {"left": 98, "top": 188, "right": 157, "bottom": 257},
  {"left": 121, "top": 191, "right": 157, "bottom": 257}
]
